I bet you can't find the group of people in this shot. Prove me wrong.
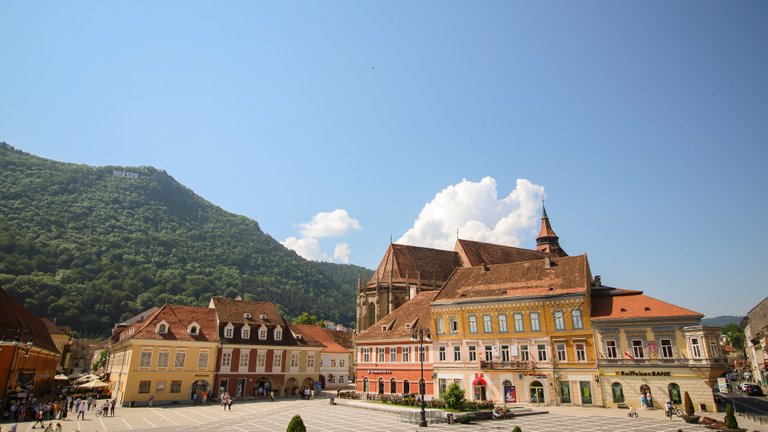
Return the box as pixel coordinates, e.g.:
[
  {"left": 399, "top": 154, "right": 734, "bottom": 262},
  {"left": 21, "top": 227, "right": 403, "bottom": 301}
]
[
  {"left": 300, "top": 387, "right": 314, "bottom": 400},
  {"left": 220, "top": 393, "right": 234, "bottom": 410},
  {"left": 6, "top": 394, "right": 117, "bottom": 429}
]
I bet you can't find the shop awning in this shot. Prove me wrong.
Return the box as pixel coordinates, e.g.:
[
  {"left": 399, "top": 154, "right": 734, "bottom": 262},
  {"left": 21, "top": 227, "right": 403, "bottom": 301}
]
[{"left": 472, "top": 376, "right": 486, "bottom": 386}]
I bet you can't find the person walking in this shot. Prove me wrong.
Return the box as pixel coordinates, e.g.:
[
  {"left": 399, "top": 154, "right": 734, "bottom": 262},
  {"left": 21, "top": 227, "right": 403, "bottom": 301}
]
[
  {"left": 54, "top": 423, "right": 63, "bottom": 432},
  {"left": 86, "top": 396, "right": 93, "bottom": 411},
  {"left": 76, "top": 401, "right": 85, "bottom": 420},
  {"left": 110, "top": 399, "right": 116, "bottom": 417},
  {"left": 32, "top": 407, "right": 45, "bottom": 429},
  {"left": 665, "top": 400, "right": 673, "bottom": 420},
  {"left": 148, "top": 394, "right": 154, "bottom": 407}
]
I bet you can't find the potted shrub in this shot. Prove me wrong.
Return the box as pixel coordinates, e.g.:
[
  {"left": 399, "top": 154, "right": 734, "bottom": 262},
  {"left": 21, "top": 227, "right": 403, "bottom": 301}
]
[
  {"left": 723, "top": 403, "right": 743, "bottom": 431},
  {"left": 287, "top": 414, "right": 306, "bottom": 432},
  {"left": 681, "top": 391, "right": 700, "bottom": 424}
]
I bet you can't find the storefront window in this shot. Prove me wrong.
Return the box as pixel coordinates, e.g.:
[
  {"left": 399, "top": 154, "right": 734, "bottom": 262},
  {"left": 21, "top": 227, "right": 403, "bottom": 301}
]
[
  {"left": 668, "top": 383, "right": 682, "bottom": 404},
  {"left": 611, "top": 382, "right": 624, "bottom": 403}
]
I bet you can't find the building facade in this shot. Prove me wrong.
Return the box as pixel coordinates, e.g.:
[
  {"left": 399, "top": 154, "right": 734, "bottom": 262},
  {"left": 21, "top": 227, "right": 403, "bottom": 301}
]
[
  {"left": 294, "top": 325, "right": 354, "bottom": 390},
  {"left": 742, "top": 296, "right": 768, "bottom": 390},
  {"left": 591, "top": 286, "right": 728, "bottom": 412},
  {"left": 209, "top": 297, "right": 323, "bottom": 398},
  {"left": 107, "top": 304, "right": 219, "bottom": 406},
  {"left": 355, "top": 291, "right": 437, "bottom": 397}
]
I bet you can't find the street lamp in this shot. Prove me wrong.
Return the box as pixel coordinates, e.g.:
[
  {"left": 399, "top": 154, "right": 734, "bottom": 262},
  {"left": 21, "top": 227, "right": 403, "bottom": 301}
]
[
  {"left": 411, "top": 326, "right": 431, "bottom": 427},
  {"left": 1, "top": 329, "right": 33, "bottom": 409}
]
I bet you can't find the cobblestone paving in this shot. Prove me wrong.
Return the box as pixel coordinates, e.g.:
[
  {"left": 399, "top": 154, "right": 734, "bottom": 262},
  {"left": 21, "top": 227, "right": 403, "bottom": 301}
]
[{"left": 1, "top": 399, "right": 733, "bottom": 432}]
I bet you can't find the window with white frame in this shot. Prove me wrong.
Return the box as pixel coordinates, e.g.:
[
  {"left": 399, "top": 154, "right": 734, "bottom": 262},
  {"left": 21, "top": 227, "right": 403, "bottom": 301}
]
[
  {"left": 257, "top": 352, "right": 266, "bottom": 368},
  {"left": 554, "top": 310, "right": 565, "bottom": 330},
  {"left": 439, "top": 346, "right": 446, "bottom": 361},
  {"left": 340, "top": 359, "right": 345, "bottom": 367},
  {"left": 419, "top": 346, "right": 426, "bottom": 362},
  {"left": 273, "top": 352, "right": 282, "bottom": 368},
  {"left": 690, "top": 338, "right": 702, "bottom": 358},
  {"left": 307, "top": 354, "right": 315, "bottom": 368},
  {"left": 390, "top": 347, "right": 397, "bottom": 362},
  {"left": 484, "top": 345, "right": 493, "bottom": 362},
  {"left": 501, "top": 345, "right": 510, "bottom": 362},
  {"left": 498, "top": 314, "right": 508, "bottom": 333},
  {"left": 514, "top": 312, "right": 524, "bottom": 332},
  {"left": 331, "top": 359, "right": 336, "bottom": 367},
  {"left": 605, "top": 340, "right": 618, "bottom": 359},
  {"left": 157, "top": 351, "right": 169, "bottom": 368},
  {"left": 291, "top": 353, "right": 299, "bottom": 368},
  {"left": 140, "top": 351, "right": 152, "bottom": 368},
  {"left": 530, "top": 312, "right": 541, "bottom": 331},
  {"left": 708, "top": 338, "right": 719, "bottom": 357},
  {"left": 198, "top": 351, "right": 209, "bottom": 369},
  {"left": 188, "top": 323, "right": 199, "bottom": 335},
  {"left": 453, "top": 345, "right": 461, "bottom": 361},
  {"left": 174, "top": 352, "right": 186, "bottom": 369},
  {"left": 239, "top": 352, "right": 249, "bottom": 368},
  {"left": 156, "top": 321, "right": 169, "bottom": 334},
  {"left": 468, "top": 315, "right": 478, "bottom": 334},
  {"left": 632, "top": 340, "right": 645, "bottom": 359},
  {"left": 449, "top": 317, "right": 459, "bottom": 334},
  {"left": 520, "top": 345, "right": 530, "bottom": 361},
  {"left": 483, "top": 315, "right": 492, "bottom": 333},
  {"left": 436, "top": 318, "right": 445, "bottom": 335},
  {"left": 402, "top": 347, "right": 410, "bottom": 362},
  {"left": 572, "top": 309, "right": 583, "bottom": 329},
  {"left": 362, "top": 347, "right": 370, "bottom": 362},
  {"left": 537, "top": 344, "right": 547, "bottom": 361},
  {"left": 274, "top": 327, "right": 282, "bottom": 340},
  {"left": 660, "top": 339, "right": 674, "bottom": 358},
  {"left": 242, "top": 325, "right": 251, "bottom": 339},
  {"left": 221, "top": 351, "right": 232, "bottom": 367},
  {"left": 258, "top": 326, "right": 267, "bottom": 340},
  {"left": 575, "top": 343, "right": 586, "bottom": 362},
  {"left": 556, "top": 343, "right": 567, "bottom": 361},
  {"left": 224, "top": 324, "right": 234, "bottom": 339},
  {"left": 375, "top": 347, "right": 384, "bottom": 362},
  {"left": 469, "top": 345, "right": 477, "bottom": 362}
]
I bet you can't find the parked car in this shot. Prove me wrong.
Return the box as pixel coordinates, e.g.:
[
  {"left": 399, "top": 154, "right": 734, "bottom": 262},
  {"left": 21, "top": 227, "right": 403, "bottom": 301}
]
[
  {"left": 739, "top": 382, "right": 754, "bottom": 391},
  {"left": 743, "top": 384, "right": 764, "bottom": 396}
]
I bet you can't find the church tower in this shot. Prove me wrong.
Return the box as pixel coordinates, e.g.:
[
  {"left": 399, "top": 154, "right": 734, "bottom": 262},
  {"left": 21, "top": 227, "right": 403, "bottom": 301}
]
[{"left": 536, "top": 205, "right": 568, "bottom": 257}]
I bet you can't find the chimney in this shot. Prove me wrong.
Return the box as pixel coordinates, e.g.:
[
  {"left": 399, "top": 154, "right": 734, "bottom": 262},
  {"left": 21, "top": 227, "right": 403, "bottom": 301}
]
[
  {"left": 482, "top": 262, "right": 489, "bottom": 272},
  {"left": 410, "top": 284, "right": 417, "bottom": 299},
  {"left": 593, "top": 275, "right": 602, "bottom": 287},
  {"left": 544, "top": 257, "right": 552, "bottom": 269}
]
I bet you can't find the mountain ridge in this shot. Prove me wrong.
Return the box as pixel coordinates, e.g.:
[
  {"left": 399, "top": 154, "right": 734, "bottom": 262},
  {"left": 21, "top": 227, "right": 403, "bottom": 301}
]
[{"left": 0, "top": 142, "right": 368, "bottom": 336}]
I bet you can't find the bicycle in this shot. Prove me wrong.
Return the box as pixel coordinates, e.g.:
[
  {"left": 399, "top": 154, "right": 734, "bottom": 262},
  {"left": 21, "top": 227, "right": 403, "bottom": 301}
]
[{"left": 627, "top": 407, "right": 639, "bottom": 418}]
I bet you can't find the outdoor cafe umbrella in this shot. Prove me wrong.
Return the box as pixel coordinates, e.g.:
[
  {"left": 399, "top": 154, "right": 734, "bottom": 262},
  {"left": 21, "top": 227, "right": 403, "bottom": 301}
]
[
  {"left": 76, "top": 379, "right": 110, "bottom": 389},
  {"left": 54, "top": 374, "right": 69, "bottom": 381},
  {"left": 74, "top": 373, "right": 100, "bottom": 384}
]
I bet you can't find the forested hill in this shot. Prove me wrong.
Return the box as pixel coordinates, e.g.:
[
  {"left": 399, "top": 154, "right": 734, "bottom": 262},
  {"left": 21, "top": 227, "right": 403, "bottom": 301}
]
[{"left": 0, "top": 143, "right": 370, "bottom": 336}]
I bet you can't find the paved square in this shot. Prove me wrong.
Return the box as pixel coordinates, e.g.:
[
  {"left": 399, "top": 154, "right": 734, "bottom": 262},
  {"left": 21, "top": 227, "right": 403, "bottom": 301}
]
[{"left": 2, "top": 399, "right": 722, "bottom": 432}]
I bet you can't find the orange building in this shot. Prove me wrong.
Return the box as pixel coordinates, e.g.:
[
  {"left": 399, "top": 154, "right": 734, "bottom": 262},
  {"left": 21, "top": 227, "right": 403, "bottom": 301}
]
[
  {"left": 355, "top": 291, "right": 437, "bottom": 397},
  {"left": 1, "top": 288, "right": 60, "bottom": 411}
]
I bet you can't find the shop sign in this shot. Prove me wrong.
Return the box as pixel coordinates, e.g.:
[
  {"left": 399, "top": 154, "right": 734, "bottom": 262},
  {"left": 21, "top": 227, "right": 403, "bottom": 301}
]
[
  {"left": 195, "top": 374, "right": 210, "bottom": 378},
  {"left": 367, "top": 370, "right": 391, "bottom": 374},
  {"left": 615, "top": 371, "right": 671, "bottom": 377},
  {"left": 522, "top": 372, "right": 547, "bottom": 378},
  {"left": 504, "top": 385, "right": 516, "bottom": 403}
]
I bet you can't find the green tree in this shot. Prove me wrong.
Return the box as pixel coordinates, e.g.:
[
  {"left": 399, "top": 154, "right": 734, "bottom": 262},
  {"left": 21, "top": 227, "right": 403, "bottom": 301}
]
[
  {"left": 721, "top": 323, "right": 746, "bottom": 350},
  {"left": 440, "top": 382, "right": 466, "bottom": 410},
  {"left": 292, "top": 312, "right": 322, "bottom": 325},
  {"left": 725, "top": 403, "right": 738, "bottom": 429},
  {"left": 683, "top": 391, "right": 695, "bottom": 416},
  {"left": 286, "top": 414, "right": 306, "bottom": 432}
]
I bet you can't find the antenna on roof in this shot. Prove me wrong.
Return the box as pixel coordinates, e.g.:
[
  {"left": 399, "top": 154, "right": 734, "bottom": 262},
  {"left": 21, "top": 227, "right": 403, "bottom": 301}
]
[
  {"left": 390, "top": 235, "right": 393, "bottom": 244},
  {"left": 456, "top": 228, "right": 459, "bottom": 240}
]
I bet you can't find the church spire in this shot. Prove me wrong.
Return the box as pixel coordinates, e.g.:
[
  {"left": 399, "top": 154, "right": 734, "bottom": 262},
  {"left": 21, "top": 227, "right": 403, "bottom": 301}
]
[{"left": 536, "top": 204, "right": 568, "bottom": 256}]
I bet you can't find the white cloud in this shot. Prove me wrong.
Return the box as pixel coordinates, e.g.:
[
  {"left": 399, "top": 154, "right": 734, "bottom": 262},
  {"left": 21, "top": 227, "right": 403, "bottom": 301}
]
[
  {"left": 397, "top": 177, "right": 545, "bottom": 250},
  {"left": 282, "top": 209, "right": 361, "bottom": 263},
  {"left": 300, "top": 209, "right": 361, "bottom": 238}
]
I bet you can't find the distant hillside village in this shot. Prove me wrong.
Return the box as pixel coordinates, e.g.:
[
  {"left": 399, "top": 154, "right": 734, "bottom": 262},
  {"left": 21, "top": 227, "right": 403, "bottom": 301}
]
[{"left": 2, "top": 207, "right": 765, "bottom": 415}]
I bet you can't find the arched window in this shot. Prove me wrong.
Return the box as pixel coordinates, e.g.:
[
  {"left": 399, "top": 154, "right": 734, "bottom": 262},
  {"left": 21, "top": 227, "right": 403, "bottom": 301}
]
[
  {"left": 362, "top": 377, "right": 369, "bottom": 393},
  {"left": 668, "top": 383, "right": 682, "bottom": 404},
  {"left": 378, "top": 378, "right": 385, "bottom": 394},
  {"left": 529, "top": 380, "right": 545, "bottom": 403},
  {"left": 611, "top": 382, "right": 625, "bottom": 403},
  {"left": 390, "top": 378, "right": 397, "bottom": 394},
  {"left": 403, "top": 379, "right": 410, "bottom": 395}
]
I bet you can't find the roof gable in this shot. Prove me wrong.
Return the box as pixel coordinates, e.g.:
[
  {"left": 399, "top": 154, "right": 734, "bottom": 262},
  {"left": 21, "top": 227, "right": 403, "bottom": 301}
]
[
  {"left": 0, "top": 288, "right": 59, "bottom": 353},
  {"left": 455, "top": 239, "right": 547, "bottom": 267},
  {"left": 591, "top": 291, "right": 703, "bottom": 321},
  {"left": 356, "top": 291, "right": 438, "bottom": 341},
  {"left": 126, "top": 304, "right": 219, "bottom": 342}
]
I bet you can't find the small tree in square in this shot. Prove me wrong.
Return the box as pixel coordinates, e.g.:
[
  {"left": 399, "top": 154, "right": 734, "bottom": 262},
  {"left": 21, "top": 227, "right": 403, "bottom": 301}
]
[
  {"left": 287, "top": 414, "right": 306, "bottom": 432},
  {"left": 683, "top": 391, "right": 695, "bottom": 416},
  {"left": 725, "top": 403, "right": 739, "bottom": 430},
  {"left": 440, "top": 382, "right": 466, "bottom": 410}
]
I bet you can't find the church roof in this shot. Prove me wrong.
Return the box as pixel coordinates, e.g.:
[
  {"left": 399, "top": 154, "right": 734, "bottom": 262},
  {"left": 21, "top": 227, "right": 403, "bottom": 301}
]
[
  {"left": 591, "top": 289, "right": 703, "bottom": 322},
  {"left": 355, "top": 291, "right": 438, "bottom": 342},
  {"left": 366, "top": 243, "right": 460, "bottom": 288},
  {"left": 0, "top": 287, "right": 60, "bottom": 353},
  {"left": 434, "top": 255, "right": 591, "bottom": 303},
  {"left": 455, "top": 239, "right": 546, "bottom": 267},
  {"left": 537, "top": 205, "right": 559, "bottom": 239}
]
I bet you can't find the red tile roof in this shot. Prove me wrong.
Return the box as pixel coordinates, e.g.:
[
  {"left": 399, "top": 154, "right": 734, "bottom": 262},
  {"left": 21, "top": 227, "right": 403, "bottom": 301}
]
[
  {"left": 0, "top": 287, "right": 59, "bottom": 353},
  {"left": 293, "top": 325, "right": 353, "bottom": 353},
  {"left": 455, "top": 239, "right": 547, "bottom": 267},
  {"left": 355, "top": 291, "right": 438, "bottom": 342},
  {"left": 210, "top": 297, "right": 286, "bottom": 327},
  {"left": 124, "top": 304, "right": 220, "bottom": 342},
  {"left": 434, "top": 255, "right": 590, "bottom": 303},
  {"left": 590, "top": 289, "right": 703, "bottom": 321},
  {"left": 366, "top": 243, "right": 460, "bottom": 288}
]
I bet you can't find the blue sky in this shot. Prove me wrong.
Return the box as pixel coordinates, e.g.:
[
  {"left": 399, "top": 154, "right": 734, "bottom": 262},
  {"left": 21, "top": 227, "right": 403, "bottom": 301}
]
[{"left": 1, "top": 1, "right": 766, "bottom": 318}]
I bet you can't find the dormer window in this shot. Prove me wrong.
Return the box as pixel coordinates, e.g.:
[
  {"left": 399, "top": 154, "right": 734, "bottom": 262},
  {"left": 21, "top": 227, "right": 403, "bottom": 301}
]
[
  {"left": 156, "top": 321, "right": 169, "bottom": 334},
  {"left": 187, "top": 322, "right": 200, "bottom": 335},
  {"left": 258, "top": 325, "right": 267, "bottom": 340},
  {"left": 274, "top": 326, "right": 283, "bottom": 341},
  {"left": 241, "top": 324, "right": 251, "bottom": 339},
  {"left": 224, "top": 323, "right": 234, "bottom": 339}
]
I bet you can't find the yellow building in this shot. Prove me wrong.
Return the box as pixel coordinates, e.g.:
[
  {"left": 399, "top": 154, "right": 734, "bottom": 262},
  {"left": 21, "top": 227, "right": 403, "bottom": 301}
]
[
  {"left": 107, "top": 304, "right": 219, "bottom": 406},
  {"left": 591, "top": 286, "right": 727, "bottom": 412},
  {"left": 432, "top": 253, "right": 601, "bottom": 406}
]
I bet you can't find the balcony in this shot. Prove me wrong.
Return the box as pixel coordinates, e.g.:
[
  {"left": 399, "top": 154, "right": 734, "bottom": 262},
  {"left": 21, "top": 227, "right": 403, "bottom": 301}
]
[{"left": 479, "top": 360, "right": 534, "bottom": 370}]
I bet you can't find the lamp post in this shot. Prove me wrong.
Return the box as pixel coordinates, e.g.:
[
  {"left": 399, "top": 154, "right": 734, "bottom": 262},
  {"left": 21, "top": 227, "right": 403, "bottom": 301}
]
[
  {"left": 1, "top": 329, "right": 33, "bottom": 411},
  {"left": 411, "top": 326, "right": 431, "bottom": 427}
]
